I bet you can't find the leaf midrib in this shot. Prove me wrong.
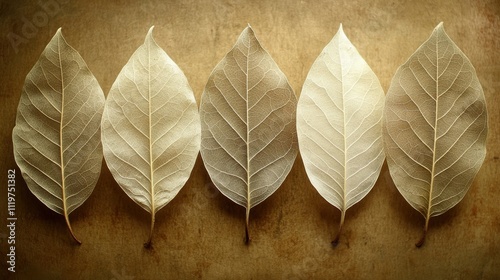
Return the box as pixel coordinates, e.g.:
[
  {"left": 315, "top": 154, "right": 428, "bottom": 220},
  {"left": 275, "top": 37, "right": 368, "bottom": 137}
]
[
  {"left": 148, "top": 37, "right": 155, "bottom": 216},
  {"left": 339, "top": 38, "right": 348, "bottom": 218},
  {"left": 58, "top": 34, "right": 68, "bottom": 217},
  {"left": 245, "top": 31, "right": 251, "bottom": 214},
  {"left": 427, "top": 30, "right": 440, "bottom": 223}
]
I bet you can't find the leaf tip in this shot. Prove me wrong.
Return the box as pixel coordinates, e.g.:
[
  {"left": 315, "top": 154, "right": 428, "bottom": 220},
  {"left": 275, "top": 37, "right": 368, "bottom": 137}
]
[
  {"left": 147, "top": 26, "right": 155, "bottom": 38},
  {"left": 240, "top": 25, "right": 257, "bottom": 45},
  {"left": 335, "top": 23, "right": 348, "bottom": 41},
  {"left": 145, "top": 26, "right": 160, "bottom": 48},
  {"left": 435, "top": 22, "right": 445, "bottom": 33},
  {"left": 54, "top": 27, "right": 64, "bottom": 40},
  {"left": 243, "top": 24, "right": 254, "bottom": 36}
]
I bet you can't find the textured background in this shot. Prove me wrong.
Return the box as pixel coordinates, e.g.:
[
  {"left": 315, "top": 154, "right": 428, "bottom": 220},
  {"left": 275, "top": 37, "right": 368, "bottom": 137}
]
[{"left": 1, "top": 0, "right": 499, "bottom": 279}]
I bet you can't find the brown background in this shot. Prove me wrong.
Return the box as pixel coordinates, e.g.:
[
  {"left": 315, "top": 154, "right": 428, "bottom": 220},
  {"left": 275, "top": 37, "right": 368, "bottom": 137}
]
[{"left": 1, "top": 0, "right": 499, "bottom": 279}]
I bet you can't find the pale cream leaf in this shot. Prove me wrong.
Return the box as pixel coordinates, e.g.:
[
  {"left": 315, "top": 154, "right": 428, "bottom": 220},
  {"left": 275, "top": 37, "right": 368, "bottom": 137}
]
[
  {"left": 12, "top": 28, "right": 105, "bottom": 244},
  {"left": 297, "top": 24, "right": 385, "bottom": 245},
  {"left": 101, "top": 27, "right": 201, "bottom": 247}
]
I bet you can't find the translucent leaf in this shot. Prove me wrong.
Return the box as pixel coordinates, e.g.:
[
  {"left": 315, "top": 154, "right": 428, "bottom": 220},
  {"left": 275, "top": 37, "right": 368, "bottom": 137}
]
[
  {"left": 12, "top": 28, "right": 105, "bottom": 244},
  {"left": 199, "top": 26, "right": 298, "bottom": 243},
  {"left": 297, "top": 24, "right": 385, "bottom": 245},
  {"left": 383, "top": 23, "right": 488, "bottom": 247},
  {"left": 101, "top": 27, "right": 201, "bottom": 247}
]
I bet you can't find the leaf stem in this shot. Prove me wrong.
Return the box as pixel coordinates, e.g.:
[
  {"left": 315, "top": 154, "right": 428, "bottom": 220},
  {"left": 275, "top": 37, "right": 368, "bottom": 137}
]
[
  {"left": 332, "top": 209, "right": 345, "bottom": 247},
  {"left": 144, "top": 213, "right": 155, "bottom": 249},
  {"left": 64, "top": 214, "right": 81, "bottom": 245},
  {"left": 415, "top": 217, "right": 429, "bottom": 248},
  {"left": 245, "top": 208, "right": 251, "bottom": 244}
]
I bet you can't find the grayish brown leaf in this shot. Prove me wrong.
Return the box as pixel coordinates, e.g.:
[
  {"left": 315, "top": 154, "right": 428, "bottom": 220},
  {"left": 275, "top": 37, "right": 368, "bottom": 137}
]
[
  {"left": 383, "top": 23, "right": 488, "bottom": 247},
  {"left": 199, "top": 26, "right": 298, "bottom": 242}
]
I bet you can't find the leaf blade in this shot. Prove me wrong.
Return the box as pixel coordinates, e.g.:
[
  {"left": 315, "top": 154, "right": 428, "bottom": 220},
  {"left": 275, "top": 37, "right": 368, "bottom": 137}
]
[
  {"left": 12, "top": 28, "right": 105, "bottom": 243},
  {"left": 383, "top": 23, "right": 488, "bottom": 246},
  {"left": 200, "top": 26, "right": 298, "bottom": 241},
  {"left": 297, "top": 24, "right": 385, "bottom": 243},
  {"left": 101, "top": 27, "right": 201, "bottom": 246}
]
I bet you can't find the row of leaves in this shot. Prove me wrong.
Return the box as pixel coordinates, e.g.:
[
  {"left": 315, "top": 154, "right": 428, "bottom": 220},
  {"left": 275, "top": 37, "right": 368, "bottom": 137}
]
[{"left": 12, "top": 23, "right": 487, "bottom": 248}]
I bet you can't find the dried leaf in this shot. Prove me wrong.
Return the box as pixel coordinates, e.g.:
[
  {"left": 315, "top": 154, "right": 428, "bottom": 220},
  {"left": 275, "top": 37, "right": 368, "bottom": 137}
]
[
  {"left": 297, "top": 24, "right": 385, "bottom": 245},
  {"left": 383, "top": 23, "right": 488, "bottom": 247},
  {"left": 200, "top": 26, "right": 298, "bottom": 243},
  {"left": 101, "top": 27, "right": 200, "bottom": 247},
  {"left": 12, "top": 28, "right": 105, "bottom": 244}
]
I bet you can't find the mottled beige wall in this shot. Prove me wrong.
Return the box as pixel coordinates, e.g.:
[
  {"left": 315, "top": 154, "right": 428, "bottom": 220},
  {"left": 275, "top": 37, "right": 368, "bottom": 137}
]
[{"left": 1, "top": 0, "right": 499, "bottom": 279}]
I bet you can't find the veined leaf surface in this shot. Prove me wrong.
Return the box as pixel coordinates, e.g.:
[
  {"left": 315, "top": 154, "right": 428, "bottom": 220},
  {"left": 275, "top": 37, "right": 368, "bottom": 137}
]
[
  {"left": 383, "top": 23, "right": 488, "bottom": 247},
  {"left": 12, "top": 28, "right": 105, "bottom": 244},
  {"left": 101, "top": 27, "right": 201, "bottom": 247},
  {"left": 200, "top": 26, "right": 298, "bottom": 242},
  {"left": 297, "top": 24, "right": 385, "bottom": 245}
]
